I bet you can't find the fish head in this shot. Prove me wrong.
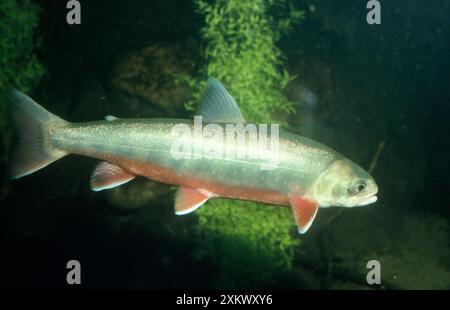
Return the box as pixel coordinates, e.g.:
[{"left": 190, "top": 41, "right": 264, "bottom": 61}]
[{"left": 312, "top": 159, "right": 378, "bottom": 208}]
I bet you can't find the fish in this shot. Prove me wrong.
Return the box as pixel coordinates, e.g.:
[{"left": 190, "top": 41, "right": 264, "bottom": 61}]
[{"left": 8, "top": 78, "right": 378, "bottom": 234}]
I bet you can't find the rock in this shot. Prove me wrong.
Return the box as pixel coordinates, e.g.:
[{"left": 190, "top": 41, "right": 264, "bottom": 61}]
[
  {"left": 106, "top": 178, "right": 172, "bottom": 211},
  {"left": 111, "top": 42, "right": 197, "bottom": 115}
]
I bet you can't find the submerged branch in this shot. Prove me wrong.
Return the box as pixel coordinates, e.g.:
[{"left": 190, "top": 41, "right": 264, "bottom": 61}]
[{"left": 368, "top": 141, "right": 385, "bottom": 174}]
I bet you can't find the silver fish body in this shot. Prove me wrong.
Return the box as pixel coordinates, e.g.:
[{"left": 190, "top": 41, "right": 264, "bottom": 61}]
[
  {"left": 9, "top": 78, "right": 378, "bottom": 233},
  {"left": 50, "top": 119, "right": 342, "bottom": 204}
]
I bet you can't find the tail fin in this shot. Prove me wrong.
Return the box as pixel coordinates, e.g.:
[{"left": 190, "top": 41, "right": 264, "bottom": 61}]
[{"left": 8, "top": 89, "right": 68, "bottom": 179}]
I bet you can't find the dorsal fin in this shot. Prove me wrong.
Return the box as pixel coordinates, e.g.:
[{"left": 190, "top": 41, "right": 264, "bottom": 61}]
[
  {"left": 196, "top": 78, "right": 245, "bottom": 123},
  {"left": 90, "top": 161, "right": 135, "bottom": 191}
]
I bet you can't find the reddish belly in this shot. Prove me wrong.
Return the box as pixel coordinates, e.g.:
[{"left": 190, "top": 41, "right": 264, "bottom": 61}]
[{"left": 106, "top": 155, "right": 290, "bottom": 207}]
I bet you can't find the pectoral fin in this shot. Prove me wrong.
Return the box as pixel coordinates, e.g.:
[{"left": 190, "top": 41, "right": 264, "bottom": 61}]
[
  {"left": 175, "top": 187, "right": 211, "bottom": 215},
  {"left": 90, "top": 161, "right": 135, "bottom": 191},
  {"left": 289, "top": 196, "right": 319, "bottom": 234}
]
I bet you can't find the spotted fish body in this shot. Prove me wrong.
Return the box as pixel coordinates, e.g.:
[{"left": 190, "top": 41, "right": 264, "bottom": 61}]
[{"left": 9, "top": 79, "right": 378, "bottom": 233}]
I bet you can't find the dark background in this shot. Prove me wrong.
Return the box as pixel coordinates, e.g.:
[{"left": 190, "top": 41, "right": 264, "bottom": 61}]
[{"left": 1, "top": 0, "right": 449, "bottom": 289}]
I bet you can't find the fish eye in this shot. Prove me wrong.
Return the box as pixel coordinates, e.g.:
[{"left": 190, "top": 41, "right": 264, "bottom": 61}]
[
  {"left": 348, "top": 180, "right": 367, "bottom": 195},
  {"left": 354, "top": 180, "right": 367, "bottom": 193}
]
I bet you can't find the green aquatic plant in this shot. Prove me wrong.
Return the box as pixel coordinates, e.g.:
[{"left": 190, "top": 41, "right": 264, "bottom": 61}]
[
  {"left": 185, "top": 0, "right": 303, "bottom": 287},
  {"left": 0, "top": 0, "right": 44, "bottom": 198},
  {"left": 0, "top": 0, "right": 44, "bottom": 105}
]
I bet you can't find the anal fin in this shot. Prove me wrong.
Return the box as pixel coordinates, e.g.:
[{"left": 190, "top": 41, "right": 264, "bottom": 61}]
[
  {"left": 175, "top": 187, "right": 211, "bottom": 215},
  {"left": 289, "top": 195, "right": 319, "bottom": 234},
  {"left": 90, "top": 161, "right": 135, "bottom": 191}
]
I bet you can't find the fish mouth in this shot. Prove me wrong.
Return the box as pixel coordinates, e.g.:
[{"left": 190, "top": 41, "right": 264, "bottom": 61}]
[{"left": 359, "top": 195, "right": 378, "bottom": 206}]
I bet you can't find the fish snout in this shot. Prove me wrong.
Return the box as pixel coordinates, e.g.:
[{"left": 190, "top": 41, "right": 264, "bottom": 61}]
[{"left": 359, "top": 179, "right": 378, "bottom": 206}]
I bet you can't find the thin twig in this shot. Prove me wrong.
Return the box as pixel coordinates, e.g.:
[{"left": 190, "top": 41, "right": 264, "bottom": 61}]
[{"left": 368, "top": 141, "right": 385, "bottom": 174}]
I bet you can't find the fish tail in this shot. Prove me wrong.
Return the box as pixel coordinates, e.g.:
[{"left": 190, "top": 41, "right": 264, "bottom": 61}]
[{"left": 8, "top": 89, "right": 69, "bottom": 179}]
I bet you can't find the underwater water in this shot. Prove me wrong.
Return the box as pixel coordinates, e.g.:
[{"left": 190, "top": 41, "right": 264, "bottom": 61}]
[{"left": 0, "top": 0, "right": 449, "bottom": 290}]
